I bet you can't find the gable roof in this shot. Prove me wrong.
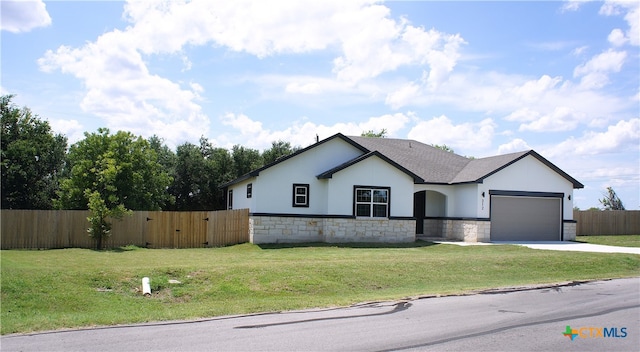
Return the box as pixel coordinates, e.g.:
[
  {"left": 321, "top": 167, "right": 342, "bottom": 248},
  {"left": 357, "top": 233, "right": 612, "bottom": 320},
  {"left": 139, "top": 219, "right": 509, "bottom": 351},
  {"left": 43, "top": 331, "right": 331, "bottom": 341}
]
[
  {"left": 346, "top": 136, "right": 583, "bottom": 188},
  {"left": 220, "top": 133, "right": 583, "bottom": 189},
  {"left": 219, "top": 133, "right": 367, "bottom": 189},
  {"left": 316, "top": 150, "right": 424, "bottom": 182},
  {"left": 346, "top": 136, "right": 470, "bottom": 184}
]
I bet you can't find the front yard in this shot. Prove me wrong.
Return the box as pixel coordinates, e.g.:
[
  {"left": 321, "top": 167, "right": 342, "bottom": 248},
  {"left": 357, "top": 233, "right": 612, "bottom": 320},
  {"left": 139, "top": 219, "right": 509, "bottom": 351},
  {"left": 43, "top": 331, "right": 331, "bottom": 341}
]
[
  {"left": 576, "top": 235, "right": 640, "bottom": 247},
  {"left": 2, "top": 241, "right": 639, "bottom": 334}
]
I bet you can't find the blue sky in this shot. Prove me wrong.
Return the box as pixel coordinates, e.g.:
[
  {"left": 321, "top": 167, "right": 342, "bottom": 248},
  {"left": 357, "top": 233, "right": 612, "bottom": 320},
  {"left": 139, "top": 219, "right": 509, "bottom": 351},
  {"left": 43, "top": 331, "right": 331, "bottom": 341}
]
[{"left": 2, "top": 0, "right": 638, "bottom": 210}]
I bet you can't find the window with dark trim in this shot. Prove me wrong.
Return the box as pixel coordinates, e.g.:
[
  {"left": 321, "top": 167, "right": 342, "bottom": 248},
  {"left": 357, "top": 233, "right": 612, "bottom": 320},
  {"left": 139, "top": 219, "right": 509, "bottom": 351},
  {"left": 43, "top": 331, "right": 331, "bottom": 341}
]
[
  {"left": 247, "top": 183, "right": 252, "bottom": 198},
  {"left": 227, "top": 189, "right": 233, "bottom": 210},
  {"left": 292, "top": 184, "right": 310, "bottom": 207},
  {"left": 354, "top": 186, "right": 389, "bottom": 218}
]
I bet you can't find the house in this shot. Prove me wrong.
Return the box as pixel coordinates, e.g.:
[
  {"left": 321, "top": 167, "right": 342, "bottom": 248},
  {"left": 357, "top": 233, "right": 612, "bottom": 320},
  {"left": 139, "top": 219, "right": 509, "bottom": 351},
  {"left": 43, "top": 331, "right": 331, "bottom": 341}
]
[{"left": 220, "top": 133, "right": 583, "bottom": 244}]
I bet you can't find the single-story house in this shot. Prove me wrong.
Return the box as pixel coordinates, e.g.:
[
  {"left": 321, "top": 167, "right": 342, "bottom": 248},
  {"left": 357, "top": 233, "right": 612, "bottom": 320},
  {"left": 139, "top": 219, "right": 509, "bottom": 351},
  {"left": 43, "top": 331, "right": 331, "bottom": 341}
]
[{"left": 221, "top": 133, "right": 583, "bottom": 244}]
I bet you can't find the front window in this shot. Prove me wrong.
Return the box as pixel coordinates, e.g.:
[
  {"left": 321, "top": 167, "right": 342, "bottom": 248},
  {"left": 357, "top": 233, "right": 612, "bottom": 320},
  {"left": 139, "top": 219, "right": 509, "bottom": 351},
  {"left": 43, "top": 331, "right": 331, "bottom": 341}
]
[
  {"left": 227, "top": 189, "right": 233, "bottom": 210},
  {"left": 355, "top": 187, "right": 389, "bottom": 217},
  {"left": 292, "top": 184, "right": 309, "bottom": 207}
]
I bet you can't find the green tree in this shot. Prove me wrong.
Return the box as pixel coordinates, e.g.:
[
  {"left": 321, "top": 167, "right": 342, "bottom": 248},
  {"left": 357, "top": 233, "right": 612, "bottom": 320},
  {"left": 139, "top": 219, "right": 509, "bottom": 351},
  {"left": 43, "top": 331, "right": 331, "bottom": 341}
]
[
  {"left": 167, "top": 137, "right": 233, "bottom": 210},
  {"left": 361, "top": 129, "right": 387, "bottom": 138},
  {"left": 148, "top": 135, "right": 177, "bottom": 175},
  {"left": 262, "top": 140, "right": 300, "bottom": 165},
  {"left": 169, "top": 142, "right": 211, "bottom": 210},
  {"left": 1, "top": 95, "right": 67, "bottom": 209},
  {"left": 431, "top": 144, "right": 455, "bottom": 153},
  {"left": 599, "top": 186, "right": 625, "bottom": 210},
  {"left": 231, "top": 145, "right": 262, "bottom": 178},
  {"left": 57, "top": 128, "right": 173, "bottom": 248}
]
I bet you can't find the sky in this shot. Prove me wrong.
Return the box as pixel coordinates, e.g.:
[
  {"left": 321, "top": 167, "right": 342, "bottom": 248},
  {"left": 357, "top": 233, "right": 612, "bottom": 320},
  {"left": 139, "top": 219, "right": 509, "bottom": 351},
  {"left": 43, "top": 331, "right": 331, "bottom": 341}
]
[{"left": 1, "top": 0, "right": 639, "bottom": 210}]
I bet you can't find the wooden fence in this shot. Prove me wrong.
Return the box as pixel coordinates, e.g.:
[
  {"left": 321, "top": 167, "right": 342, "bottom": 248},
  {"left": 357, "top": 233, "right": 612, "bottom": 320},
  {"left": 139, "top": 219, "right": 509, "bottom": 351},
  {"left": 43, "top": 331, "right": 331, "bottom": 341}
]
[
  {"left": 0, "top": 209, "right": 249, "bottom": 249},
  {"left": 573, "top": 210, "right": 640, "bottom": 236}
]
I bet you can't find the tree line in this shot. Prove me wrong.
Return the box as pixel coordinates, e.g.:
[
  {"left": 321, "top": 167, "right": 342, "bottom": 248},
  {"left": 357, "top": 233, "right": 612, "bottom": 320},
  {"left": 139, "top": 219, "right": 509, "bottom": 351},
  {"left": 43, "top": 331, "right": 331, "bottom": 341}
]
[
  {"left": 1, "top": 95, "right": 300, "bottom": 213},
  {"left": 2, "top": 94, "right": 627, "bottom": 215}
]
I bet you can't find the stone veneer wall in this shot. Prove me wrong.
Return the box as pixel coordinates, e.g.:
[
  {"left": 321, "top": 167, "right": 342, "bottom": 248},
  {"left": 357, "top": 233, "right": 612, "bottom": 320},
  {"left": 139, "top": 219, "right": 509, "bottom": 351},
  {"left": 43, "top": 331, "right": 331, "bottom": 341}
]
[
  {"left": 424, "top": 218, "right": 575, "bottom": 242},
  {"left": 249, "top": 216, "right": 415, "bottom": 244},
  {"left": 423, "top": 218, "right": 491, "bottom": 242},
  {"left": 563, "top": 221, "right": 577, "bottom": 241}
]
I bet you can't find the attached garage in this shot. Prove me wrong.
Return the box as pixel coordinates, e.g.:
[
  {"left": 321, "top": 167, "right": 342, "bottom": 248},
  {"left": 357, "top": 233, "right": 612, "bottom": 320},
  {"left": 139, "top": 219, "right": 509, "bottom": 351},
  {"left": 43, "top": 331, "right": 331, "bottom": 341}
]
[{"left": 490, "top": 191, "right": 563, "bottom": 241}]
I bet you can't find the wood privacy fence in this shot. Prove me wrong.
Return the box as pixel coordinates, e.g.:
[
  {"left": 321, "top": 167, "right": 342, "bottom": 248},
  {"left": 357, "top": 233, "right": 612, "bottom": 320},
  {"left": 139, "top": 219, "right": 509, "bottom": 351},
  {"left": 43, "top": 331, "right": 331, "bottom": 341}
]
[
  {"left": 573, "top": 210, "right": 640, "bottom": 236},
  {"left": 1, "top": 209, "right": 249, "bottom": 249}
]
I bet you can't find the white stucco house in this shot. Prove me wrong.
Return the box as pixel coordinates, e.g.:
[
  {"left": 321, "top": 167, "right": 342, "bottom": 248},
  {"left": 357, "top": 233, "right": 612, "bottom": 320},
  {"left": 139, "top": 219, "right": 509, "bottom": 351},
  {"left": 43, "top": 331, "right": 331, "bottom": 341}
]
[{"left": 220, "top": 133, "right": 583, "bottom": 244}]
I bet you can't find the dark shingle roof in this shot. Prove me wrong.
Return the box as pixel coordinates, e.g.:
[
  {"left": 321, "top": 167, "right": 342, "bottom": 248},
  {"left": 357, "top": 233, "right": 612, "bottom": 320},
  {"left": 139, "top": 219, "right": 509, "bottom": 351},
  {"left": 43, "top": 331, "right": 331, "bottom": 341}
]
[
  {"left": 345, "top": 136, "right": 583, "bottom": 188},
  {"left": 346, "top": 136, "right": 470, "bottom": 184},
  {"left": 220, "top": 133, "right": 583, "bottom": 189}
]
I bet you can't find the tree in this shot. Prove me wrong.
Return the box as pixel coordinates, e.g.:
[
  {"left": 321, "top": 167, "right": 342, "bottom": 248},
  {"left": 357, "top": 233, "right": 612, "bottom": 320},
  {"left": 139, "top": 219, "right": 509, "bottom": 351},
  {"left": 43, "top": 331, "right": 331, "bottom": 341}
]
[
  {"left": 148, "top": 135, "right": 177, "bottom": 175},
  {"left": 1, "top": 95, "right": 67, "bottom": 209},
  {"left": 599, "top": 186, "right": 625, "bottom": 210},
  {"left": 231, "top": 145, "right": 262, "bottom": 178},
  {"left": 169, "top": 141, "right": 212, "bottom": 210},
  {"left": 262, "top": 140, "right": 300, "bottom": 165},
  {"left": 167, "top": 137, "right": 234, "bottom": 211},
  {"left": 56, "top": 128, "right": 173, "bottom": 249},
  {"left": 361, "top": 129, "right": 387, "bottom": 138},
  {"left": 431, "top": 144, "right": 455, "bottom": 153}
]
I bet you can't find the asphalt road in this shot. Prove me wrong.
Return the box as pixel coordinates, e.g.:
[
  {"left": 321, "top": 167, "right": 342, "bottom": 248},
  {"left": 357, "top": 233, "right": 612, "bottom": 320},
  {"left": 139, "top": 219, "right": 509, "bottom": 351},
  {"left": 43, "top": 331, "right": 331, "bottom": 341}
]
[{"left": 2, "top": 277, "right": 638, "bottom": 351}]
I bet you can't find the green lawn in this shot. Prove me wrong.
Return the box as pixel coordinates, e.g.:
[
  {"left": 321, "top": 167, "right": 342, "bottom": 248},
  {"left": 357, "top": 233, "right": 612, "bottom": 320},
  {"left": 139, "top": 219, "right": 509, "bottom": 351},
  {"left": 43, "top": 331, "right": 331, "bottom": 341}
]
[
  {"left": 2, "top": 242, "right": 639, "bottom": 334},
  {"left": 576, "top": 235, "right": 640, "bottom": 247}
]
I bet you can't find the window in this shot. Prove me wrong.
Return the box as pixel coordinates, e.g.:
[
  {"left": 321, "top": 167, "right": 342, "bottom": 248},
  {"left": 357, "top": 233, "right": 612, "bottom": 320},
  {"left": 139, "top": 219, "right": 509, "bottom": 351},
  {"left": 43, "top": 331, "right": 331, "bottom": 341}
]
[
  {"left": 355, "top": 187, "right": 389, "bottom": 218},
  {"left": 292, "top": 184, "right": 309, "bottom": 207},
  {"left": 227, "top": 189, "right": 233, "bottom": 210},
  {"left": 247, "top": 183, "right": 252, "bottom": 198}
]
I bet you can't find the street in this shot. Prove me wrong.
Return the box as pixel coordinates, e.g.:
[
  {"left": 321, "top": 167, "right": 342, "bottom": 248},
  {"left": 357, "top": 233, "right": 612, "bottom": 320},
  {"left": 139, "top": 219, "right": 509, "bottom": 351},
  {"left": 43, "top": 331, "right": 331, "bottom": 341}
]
[{"left": 2, "top": 277, "right": 638, "bottom": 351}]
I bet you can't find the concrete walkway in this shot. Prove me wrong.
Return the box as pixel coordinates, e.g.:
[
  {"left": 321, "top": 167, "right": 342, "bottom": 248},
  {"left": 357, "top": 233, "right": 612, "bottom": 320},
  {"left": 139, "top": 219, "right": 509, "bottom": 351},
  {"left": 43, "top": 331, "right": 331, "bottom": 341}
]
[{"left": 430, "top": 240, "right": 640, "bottom": 254}]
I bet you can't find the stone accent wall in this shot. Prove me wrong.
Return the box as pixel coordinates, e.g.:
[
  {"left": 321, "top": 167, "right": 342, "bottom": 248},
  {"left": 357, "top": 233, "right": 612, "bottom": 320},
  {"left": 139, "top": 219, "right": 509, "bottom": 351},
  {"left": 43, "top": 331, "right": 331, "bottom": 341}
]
[
  {"left": 250, "top": 215, "right": 415, "bottom": 244},
  {"left": 442, "top": 220, "right": 491, "bottom": 242},
  {"left": 423, "top": 218, "right": 490, "bottom": 242},
  {"left": 323, "top": 218, "right": 415, "bottom": 243},
  {"left": 563, "top": 221, "right": 577, "bottom": 241},
  {"left": 423, "top": 219, "right": 443, "bottom": 237}
]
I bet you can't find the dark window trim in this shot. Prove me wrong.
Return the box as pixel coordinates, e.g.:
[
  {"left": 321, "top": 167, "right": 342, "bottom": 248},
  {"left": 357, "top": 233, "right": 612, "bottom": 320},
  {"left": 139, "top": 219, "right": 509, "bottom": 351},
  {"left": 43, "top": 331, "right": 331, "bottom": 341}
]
[
  {"left": 353, "top": 185, "right": 390, "bottom": 218},
  {"left": 227, "top": 189, "right": 233, "bottom": 210},
  {"left": 292, "top": 183, "right": 310, "bottom": 207},
  {"left": 247, "top": 183, "right": 252, "bottom": 198}
]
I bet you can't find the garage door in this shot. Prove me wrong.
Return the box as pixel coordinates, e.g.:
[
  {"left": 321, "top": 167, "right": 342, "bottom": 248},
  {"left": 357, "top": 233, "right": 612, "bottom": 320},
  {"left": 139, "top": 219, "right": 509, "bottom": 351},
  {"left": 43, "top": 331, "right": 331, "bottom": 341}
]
[{"left": 490, "top": 195, "right": 562, "bottom": 241}]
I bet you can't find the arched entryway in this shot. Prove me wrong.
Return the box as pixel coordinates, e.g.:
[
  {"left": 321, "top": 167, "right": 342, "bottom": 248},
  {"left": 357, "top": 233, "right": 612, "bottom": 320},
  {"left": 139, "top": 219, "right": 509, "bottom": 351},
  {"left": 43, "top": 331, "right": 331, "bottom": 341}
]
[{"left": 414, "top": 190, "right": 447, "bottom": 235}]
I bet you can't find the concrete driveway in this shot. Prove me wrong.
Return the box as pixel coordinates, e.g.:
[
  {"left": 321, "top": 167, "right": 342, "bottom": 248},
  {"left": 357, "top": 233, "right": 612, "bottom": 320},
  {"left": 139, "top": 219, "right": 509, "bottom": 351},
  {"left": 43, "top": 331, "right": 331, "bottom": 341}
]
[{"left": 432, "top": 240, "right": 640, "bottom": 255}]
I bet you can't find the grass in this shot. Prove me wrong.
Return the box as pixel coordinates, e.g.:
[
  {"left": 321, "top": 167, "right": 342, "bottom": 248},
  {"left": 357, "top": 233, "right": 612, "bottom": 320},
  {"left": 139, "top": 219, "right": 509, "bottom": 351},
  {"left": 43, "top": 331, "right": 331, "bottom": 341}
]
[
  {"left": 1, "top": 241, "right": 639, "bottom": 335},
  {"left": 576, "top": 235, "right": 640, "bottom": 247}
]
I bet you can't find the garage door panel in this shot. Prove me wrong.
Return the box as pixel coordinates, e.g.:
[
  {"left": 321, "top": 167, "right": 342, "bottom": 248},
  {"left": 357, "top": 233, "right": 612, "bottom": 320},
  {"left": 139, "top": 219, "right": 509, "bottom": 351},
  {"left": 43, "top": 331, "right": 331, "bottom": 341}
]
[{"left": 491, "top": 196, "right": 561, "bottom": 241}]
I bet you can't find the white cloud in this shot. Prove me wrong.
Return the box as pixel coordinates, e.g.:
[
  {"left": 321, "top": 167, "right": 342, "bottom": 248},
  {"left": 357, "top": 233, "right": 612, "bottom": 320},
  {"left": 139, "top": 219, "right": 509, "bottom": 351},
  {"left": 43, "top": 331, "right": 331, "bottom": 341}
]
[
  {"left": 38, "top": 0, "right": 465, "bottom": 146},
  {"left": 498, "top": 138, "right": 532, "bottom": 154},
  {"left": 544, "top": 118, "right": 640, "bottom": 157},
  {"left": 561, "top": 0, "right": 594, "bottom": 12},
  {"left": 123, "top": 0, "right": 464, "bottom": 84},
  {"left": 48, "top": 118, "right": 84, "bottom": 144},
  {"left": 519, "top": 106, "right": 584, "bottom": 132},
  {"left": 385, "top": 81, "right": 421, "bottom": 109},
  {"left": 407, "top": 115, "right": 495, "bottom": 152},
  {"left": 1, "top": 0, "right": 51, "bottom": 33},
  {"left": 573, "top": 49, "right": 627, "bottom": 89},
  {"left": 607, "top": 28, "right": 627, "bottom": 46},
  {"left": 38, "top": 29, "right": 208, "bottom": 147},
  {"left": 285, "top": 82, "right": 323, "bottom": 95},
  {"left": 600, "top": 0, "right": 640, "bottom": 46},
  {"left": 218, "top": 112, "right": 411, "bottom": 150}
]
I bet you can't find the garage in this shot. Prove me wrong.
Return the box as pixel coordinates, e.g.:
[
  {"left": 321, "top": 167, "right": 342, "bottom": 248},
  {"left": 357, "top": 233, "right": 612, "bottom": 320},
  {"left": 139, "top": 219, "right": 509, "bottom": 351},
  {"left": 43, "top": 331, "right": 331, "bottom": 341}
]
[{"left": 490, "top": 191, "right": 563, "bottom": 241}]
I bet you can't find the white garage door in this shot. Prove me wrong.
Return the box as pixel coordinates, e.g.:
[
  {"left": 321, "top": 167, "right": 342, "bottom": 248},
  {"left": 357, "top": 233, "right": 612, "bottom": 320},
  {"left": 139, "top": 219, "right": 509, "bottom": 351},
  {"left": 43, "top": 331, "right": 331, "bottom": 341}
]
[{"left": 490, "top": 195, "right": 562, "bottom": 241}]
